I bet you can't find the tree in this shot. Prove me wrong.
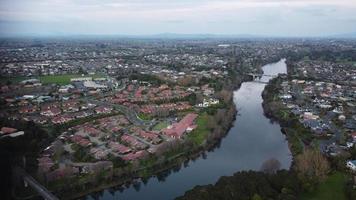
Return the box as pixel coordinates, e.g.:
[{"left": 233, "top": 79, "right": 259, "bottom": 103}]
[
  {"left": 187, "top": 93, "right": 197, "bottom": 105},
  {"left": 217, "top": 89, "right": 232, "bottom": 104},
  {"left": 206, "top": 115, "right": 217, "bottom": 131},
  {"left": 196, "top": 93, "right": 204, "bottom": 104},
  {"left": 251, "top": 194, "right": 263, "bottom": 200},
  {"left": 178, "top": 76, "right": 194, "bottom": 86},
  {"left": 78, "top": 67, "right": 87, "bottom": 75},
  {"left": 176, "top": 170, "right": 300, "bottom": 200},
  {"left": 215, "top": 109, "right": 225, "bottom": 124},
  {"left": 295, "top": 148, "right": 330, "bottom": 182},
  {"left": 261, "top": 158, "right": 281, "bottom": 174}
]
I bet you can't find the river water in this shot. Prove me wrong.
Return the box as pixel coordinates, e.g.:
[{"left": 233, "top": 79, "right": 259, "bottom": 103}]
[{"left": 87, "top": 59, "right": 292, "bottom": 200}]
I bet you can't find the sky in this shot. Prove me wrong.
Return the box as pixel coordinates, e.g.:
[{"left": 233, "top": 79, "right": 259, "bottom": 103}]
[{"left": 0, "top": 0, "right": 356, "bottom": 37}]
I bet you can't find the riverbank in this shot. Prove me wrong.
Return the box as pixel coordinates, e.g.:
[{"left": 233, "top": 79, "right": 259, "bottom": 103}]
[
  {"left": 261, "top": 76, "right": 313, "bottom": 157},
  {"left": 260, "top": 72, "right": 354, "bottom": 200},
  {"left": 65, "top": 110, "right": 234, "bottom": 199},
  {"left": 175, "top": 59, "right": 296, "bottom": 200},
  {"left": 176, "top": 58, "right": 352, "bottom": 200},
  {"left": 48, "top": 75, "right": 252, "bottom": 200},
  {"left": 61, "top": 116, "right": 236, "bottom": 199},
  {"left": 20, "top": 58, "right": 281, "bottom": 200}
]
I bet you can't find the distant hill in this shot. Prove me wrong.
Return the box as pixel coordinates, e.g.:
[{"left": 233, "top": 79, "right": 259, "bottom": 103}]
[
  {"left": 145, "top": 33, "right": 264, "bottom": 39},
  {"left": 151, "top": 32, "right": 356, "bottom": 39}
]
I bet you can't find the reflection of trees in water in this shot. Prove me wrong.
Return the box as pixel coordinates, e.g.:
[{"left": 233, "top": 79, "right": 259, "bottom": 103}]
[
  {"left": 157, "top": 168, "right": 172, "bottom": 182},
  {"left": 260, "top": 158, "right": 281, "bottom": 174},
  {"left": 142, "top": 177, "right": 149, "bottom": 185},
  {"left": 124, "top": 181, "right": 131, "bottom": 188},
  {"left": 183, "top": 160, "right": 189, "bottom": 168},
  {"left": 133, "top": 181, "right": 141, "bottom": 192},
  {"left": 207, "top": 136, "right": 223, "bottom": 152},
  {"left": 207, "top": 140, "right": 220, "bottom": 153},
  {"left": 173, "top": 163, "right": 182, "bottom": 172},
  {"left": 108, "top": 187, "right": 116, "bottom": 196},
  {"left": 108, "top": 184, "right": 124, "bottom": 195},
  {"left": 117, "top": 186, "right": 124, "bottom": 193},
  {"left": 90, "top": 190, "right": 104, "bottom": 200},
  {"left": 149, "top": 136, "right": 226, "bottom": 186}
]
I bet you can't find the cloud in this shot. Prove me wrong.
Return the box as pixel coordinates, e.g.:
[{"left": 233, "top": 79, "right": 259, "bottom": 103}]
[
  {"left": 162, "top": 20, "right": 186, "bottom": 24},
  {"left": 0, "top": 0, "right": 356, "bottom": 36}
]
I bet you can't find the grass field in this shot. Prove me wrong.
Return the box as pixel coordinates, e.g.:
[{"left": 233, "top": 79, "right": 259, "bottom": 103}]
[
  {"left": 137, "top": 113, "right": 153, "bottom": 121},
  {"left": 0, "top": 76, "right": 28, "bottom": 84},
  {"left": 39, "top": 74, "right": 105, "bottom": 85},
  {"left": 187, "top": 113, "right": 209, "bottom": 146},
  {"left": 301, "top": 172, "right": 347, "bottom": 200},
  {"left": 0, "top": 74, "right": 105, "bottom": 85},
  {"left": 153, "top": 121, "right": 169, "bottom": 131}
]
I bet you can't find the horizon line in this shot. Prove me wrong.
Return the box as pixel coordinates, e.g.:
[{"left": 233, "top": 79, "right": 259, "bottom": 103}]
[{"left": 0, "top": 32, "right": 355, "bottom": 39}]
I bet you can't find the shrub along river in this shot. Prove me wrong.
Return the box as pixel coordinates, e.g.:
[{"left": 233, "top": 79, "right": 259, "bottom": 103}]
[{"left": 87, "top": 59, "right": 292, "bottom": 200}]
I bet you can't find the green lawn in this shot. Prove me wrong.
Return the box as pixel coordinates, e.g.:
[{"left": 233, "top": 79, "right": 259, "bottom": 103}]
[
  {"left": 0, "top": 76, "right": 28, "bottom": 84},
  {"left": 1, "top": 74, "right": 105, "bottom": 85},
  {"left": 301, "top": 172, "right": 347, "bottom": 200},
  {"left": 187, "top": 113, "right": 209, "bottom": 146},
  {"left": 138, "top": 113, "right": 153, "bottom": 120},
  {"left": 153, "top": 121, "right": 169, "bottom": 131},
  {"left": 39, "top": 74, "right": 105, "bottom": 85}
]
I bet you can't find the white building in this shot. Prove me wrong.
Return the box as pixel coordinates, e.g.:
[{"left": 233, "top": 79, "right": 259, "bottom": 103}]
[
  {"left": 83, "top": 81, "right": 107, "bottom": 89},
  {"left": 346, "top": 160, "right": 356, "bottom": 171},
  {"left": 197, "top": 98, "right": 220, "bottom": 108},
  {"left": 70, "top": 77, "right": 92, "bottom": 82}
]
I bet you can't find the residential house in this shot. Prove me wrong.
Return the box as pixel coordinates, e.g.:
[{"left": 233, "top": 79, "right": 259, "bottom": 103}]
[
  {"left": 347, "top": 160, "right": 356, "bottom": 171},
  {"left": 162, "top": 113, "right": 198, "bottom": 139}
]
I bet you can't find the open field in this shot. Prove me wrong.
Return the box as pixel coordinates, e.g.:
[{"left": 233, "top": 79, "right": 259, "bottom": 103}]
[
  {"left": 0, "top": 74, "right": 105, "bottom": 85},
  {"left": 187, "top": 113, "right": 209, "bottom": 145},
  {"left": 39, "top": 74, "right": 105, "bottom": 85},
  {"left": 0, "top": 76, "right": 28, "bottom": 84},
  {"left": 153, "top": 121, "right": 169, "bottom": 131},
  {"left": 301, "top": 172, "right": 347, "bottom": 200}
]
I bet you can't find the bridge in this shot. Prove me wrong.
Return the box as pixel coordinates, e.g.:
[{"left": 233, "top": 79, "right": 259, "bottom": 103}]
[
  {"left": 247, "top": 73, "right": 277, "bottom": 79},
  {"left": 14, "top": 166, "right": 59, "bottom": 200},
  {"left": 252, "top": 80, "right": 269, "bottom": 84}
]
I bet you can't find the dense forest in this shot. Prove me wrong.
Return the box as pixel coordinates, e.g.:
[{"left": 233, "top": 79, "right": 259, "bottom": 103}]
[{"left": 176, "top": 170, "right": 300, "bottom": 200}]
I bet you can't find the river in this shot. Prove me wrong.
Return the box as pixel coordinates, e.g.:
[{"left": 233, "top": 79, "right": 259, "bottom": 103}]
[{"left": 87, "top": 59, "right": 292, "bottom": 200}]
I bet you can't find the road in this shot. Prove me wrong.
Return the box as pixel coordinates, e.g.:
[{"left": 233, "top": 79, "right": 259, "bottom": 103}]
[{"left": 87, "top": 98, "right": 153, "bottom": 127}]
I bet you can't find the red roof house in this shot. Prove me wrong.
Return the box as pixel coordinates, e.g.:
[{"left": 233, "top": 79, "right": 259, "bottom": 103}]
[{"left": 162, "top": 113, "right": 198, "bottom": 139}]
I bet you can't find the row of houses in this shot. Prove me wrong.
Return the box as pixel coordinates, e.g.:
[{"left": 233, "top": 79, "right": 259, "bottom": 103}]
[
  {"left": 112, "top": 83, "right": 191, "bottom": 104},
  {"left": 140, "top": 102, "right": 192, "bottom": 114},
  {"left": 279, "top": 79, "right": 355, "bottom": 136}
]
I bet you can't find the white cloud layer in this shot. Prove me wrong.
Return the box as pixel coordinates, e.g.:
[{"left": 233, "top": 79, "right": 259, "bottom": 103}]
[{"left": 0, "top": 0, "right": 356, "bottom": 36}]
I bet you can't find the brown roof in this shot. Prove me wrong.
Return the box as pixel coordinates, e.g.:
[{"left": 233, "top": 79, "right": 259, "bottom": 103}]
[{"left": 1, "top": 127, "right": 18, "bottom": 134}]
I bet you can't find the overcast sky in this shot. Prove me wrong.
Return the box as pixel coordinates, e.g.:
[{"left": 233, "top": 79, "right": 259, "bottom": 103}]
[{"left": 0, "top": 0, "right": 356, "bottom": 37}]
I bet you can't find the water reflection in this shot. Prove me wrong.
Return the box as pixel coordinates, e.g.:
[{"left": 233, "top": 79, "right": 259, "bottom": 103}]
[{"left": 88, "top": 59, "right": 292, "bottom": 200}]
